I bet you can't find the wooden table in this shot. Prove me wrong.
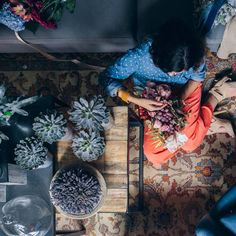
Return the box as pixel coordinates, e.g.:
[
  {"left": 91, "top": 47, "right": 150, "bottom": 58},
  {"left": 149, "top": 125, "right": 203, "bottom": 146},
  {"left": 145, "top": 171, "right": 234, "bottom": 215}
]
[{"left": 56, "top": 106, "right": 128, "bottom": 215}]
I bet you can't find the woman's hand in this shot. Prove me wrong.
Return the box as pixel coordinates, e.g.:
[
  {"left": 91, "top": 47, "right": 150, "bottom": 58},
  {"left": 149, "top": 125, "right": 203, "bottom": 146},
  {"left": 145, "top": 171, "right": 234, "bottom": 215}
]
[{"left": 128, "top": 96, "right": 166, "bottom": 111}]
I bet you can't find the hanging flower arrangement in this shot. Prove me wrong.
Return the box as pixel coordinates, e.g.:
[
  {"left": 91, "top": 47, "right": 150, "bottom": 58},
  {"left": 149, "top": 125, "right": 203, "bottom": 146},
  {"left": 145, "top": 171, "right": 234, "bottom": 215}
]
[{"left": 0, "top": 0, "right": 76, "bottom": 32}]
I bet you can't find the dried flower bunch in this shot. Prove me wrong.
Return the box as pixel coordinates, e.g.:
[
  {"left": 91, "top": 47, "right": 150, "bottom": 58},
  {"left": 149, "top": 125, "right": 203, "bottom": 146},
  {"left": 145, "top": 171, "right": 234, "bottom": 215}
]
[
  {"left": 14, "top": 137, "right": 48, "bottom": 170},
  {"left": 0, "top": 0, "right": 76, "bottom": 32},
  {"left": 50, "top": 167, "right": 102, "bottom": 215},
  {"left": 138, "top": 81, "right": 187, "bottom": 147},
  {"left": 33, "top": 112, "right": 67, "bottom": 144},
  {"left": 69, "top": 95, "right": 109, "bottom": 132},
  {"left": 72, "top": 130, "right": 105, "bottom": 161}
]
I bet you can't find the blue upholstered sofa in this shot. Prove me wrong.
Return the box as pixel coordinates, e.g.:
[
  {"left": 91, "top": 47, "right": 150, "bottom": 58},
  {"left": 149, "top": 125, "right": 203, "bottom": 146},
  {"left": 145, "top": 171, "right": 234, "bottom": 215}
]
[{"left": 0, "top": 0, "right": 193, "bottom": 53}]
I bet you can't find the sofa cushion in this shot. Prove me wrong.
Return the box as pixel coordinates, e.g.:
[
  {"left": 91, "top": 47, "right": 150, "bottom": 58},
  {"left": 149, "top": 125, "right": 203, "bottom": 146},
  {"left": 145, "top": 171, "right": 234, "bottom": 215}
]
[{"left": 0, "top": 0, "right": 137, "bottom": 53}]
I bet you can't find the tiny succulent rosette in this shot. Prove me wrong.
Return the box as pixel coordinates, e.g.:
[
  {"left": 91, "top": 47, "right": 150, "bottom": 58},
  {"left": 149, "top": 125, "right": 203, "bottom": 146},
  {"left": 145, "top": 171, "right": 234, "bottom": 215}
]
[
  {"left": 33, "top": 112, "right": 67, "bottom": 144},
  {"left": 72, "top": 130, "right": 105, "bottom": 162},
  {"left": 50, "top": 166, "right": 102, "bottom": 215},
  {"left": 69, "top": 95, "right": 109, "bottom": 132},
  {"left": 138, "top": 81, "right": 187, "bottom": 148},
  {"left": 14, "top": 137, "right": 48, "bottom": 170}
]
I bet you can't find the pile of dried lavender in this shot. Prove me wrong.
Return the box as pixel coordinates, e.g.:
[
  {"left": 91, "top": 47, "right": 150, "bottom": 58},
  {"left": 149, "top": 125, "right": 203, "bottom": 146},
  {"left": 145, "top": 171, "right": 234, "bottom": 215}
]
[{"left": 50, "top": 167, "right": 102, "bottom": 215}]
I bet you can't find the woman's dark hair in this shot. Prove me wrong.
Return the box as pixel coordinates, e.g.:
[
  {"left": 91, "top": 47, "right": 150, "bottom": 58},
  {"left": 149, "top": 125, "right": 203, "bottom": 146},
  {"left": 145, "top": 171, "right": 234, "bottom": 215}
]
[{"left": 150, "top": 19, "right": 205, "bottom": 73}]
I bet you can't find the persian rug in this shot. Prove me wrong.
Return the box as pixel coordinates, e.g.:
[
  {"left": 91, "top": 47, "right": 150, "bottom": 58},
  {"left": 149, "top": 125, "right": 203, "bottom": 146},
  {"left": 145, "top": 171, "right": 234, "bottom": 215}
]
[{"left": 0, "top": 51, "right": 235, "bottom": 236}]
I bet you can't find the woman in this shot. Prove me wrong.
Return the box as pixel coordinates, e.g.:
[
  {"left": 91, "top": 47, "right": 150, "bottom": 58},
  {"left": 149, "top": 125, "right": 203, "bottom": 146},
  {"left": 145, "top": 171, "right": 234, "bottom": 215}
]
[{"left": 99, "top": 20, "right": 236, "bottom": 166}]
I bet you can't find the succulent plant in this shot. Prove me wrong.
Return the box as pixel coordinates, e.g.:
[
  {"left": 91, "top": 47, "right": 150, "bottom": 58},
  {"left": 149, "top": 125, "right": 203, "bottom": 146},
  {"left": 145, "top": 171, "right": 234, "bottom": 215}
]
[
  {"left": 69, "top": 95, "right": 109, "bottom": 131},
  {"left": 50, "top": 167, "right": 102, "bottom": 215},
  {"left": 72, "top": 130, "right": 105, "bottom": 162},
  {"left": 0, "top": 84, "right": 38, "bottom": 126},
  {"left": 33, "top": 112, "right": 67, "bottom": 144},
  {"left": 14, "top": 137, "right": 48, "bottom": 170}
]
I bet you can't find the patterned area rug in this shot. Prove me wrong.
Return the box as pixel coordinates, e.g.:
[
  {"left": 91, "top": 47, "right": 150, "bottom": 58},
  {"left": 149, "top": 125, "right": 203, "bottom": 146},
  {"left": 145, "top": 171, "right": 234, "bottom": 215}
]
[{"left": 0, "top": 52, "right": 236, "bottom": 236}]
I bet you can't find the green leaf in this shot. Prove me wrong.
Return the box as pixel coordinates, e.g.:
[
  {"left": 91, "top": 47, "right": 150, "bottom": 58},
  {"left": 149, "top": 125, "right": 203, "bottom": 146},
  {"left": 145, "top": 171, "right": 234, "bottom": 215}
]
[
  {"left": 25, "top": 21, "right": 39, "bottom": 34},
  {"left": 3, "top": 111, "right": 12, "bottom": 117},
  {"left": 65, "top": 0, "right": 76, "bottom": 13},
  {"left": 53, "top": 7, "right": 63, "bottom": 22}
]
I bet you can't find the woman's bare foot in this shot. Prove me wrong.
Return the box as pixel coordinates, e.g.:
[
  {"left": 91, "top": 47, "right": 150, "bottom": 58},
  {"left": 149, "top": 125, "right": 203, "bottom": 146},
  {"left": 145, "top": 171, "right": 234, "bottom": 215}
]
[
  {"left": 207, "top": 116, "right": 235, "bottom": 137},
  {"left": 218, "top": 82, "right": 236, "bottom": 98}
]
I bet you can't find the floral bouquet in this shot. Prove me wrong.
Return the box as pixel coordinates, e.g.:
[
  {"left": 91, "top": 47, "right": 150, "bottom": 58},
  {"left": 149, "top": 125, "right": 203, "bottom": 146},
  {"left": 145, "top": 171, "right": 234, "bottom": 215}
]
[
  {"left": 138, "top": 81, "right": 188, "bottom": 152},
  {"left": 0, "top": 0, "right": 76, "bottom": 32}
]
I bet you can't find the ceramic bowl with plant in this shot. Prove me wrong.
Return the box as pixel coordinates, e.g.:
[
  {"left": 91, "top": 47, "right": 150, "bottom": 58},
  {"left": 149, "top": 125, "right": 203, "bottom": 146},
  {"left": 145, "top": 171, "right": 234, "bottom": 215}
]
[{"left": 49, "top": 162, "right": 107, "bottom": 219}]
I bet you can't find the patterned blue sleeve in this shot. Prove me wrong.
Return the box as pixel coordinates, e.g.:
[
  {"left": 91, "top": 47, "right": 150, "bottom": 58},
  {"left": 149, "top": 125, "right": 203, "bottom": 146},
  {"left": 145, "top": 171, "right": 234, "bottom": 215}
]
[
  {"left": 99, "top": 41, "right": 148, "bottom": 97},
  {"left": 189, "top": 63, "right": 206, "bottom": 82}
]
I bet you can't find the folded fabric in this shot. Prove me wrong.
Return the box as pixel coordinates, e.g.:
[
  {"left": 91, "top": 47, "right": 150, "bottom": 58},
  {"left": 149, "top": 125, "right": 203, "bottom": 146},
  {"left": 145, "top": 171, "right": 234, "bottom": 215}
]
[{"left": 217, "top": 16, "right": 236, "bottom": 58}]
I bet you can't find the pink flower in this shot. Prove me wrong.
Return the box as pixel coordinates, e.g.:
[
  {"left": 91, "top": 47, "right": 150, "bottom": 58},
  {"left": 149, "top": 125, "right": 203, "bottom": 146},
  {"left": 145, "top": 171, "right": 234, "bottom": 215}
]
[
  {"left": 31, "top": 9, "right": 57, "bottom": 29},
  {"left": 207, "top": 63, "right": 215, "bottom": 70},
  {"left": 12, "top": 4, "right": 33, "bottom": 21},
  {"left": 148, "top": 111, "right": 156, "bottom": 118},
  {"left": 160, "top": 124, "right": 169, "bottom": 132},
  {"left": 153, "top": 120, "right": 162, "bottom": 129},
  {"left": 232, "top": 62, "right": 236, "bottom": 72},
  {"left": 156, "top": 84, "right": 171, "bottom": 99},
  {"left": 146, "top": 81, "right": 156, "bottom": 88}
]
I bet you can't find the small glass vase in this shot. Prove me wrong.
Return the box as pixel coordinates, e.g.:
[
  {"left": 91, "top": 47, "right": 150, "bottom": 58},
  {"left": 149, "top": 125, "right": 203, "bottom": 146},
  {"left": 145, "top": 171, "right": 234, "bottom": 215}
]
[{"left": 0, "top": 195, "right": 52, "bottom": 236}]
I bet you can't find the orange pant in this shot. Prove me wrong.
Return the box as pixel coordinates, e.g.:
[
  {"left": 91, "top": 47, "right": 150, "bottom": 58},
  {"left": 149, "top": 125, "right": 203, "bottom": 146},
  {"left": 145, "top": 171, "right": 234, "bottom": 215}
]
[{"left": 144, "top": 84, "right": 213, "bottom": 166}]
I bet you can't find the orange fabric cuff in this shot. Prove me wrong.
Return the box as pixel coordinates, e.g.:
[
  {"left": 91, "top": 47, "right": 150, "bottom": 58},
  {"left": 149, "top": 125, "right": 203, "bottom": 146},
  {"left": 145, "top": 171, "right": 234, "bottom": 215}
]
[{"left": 118, "top": 89, "right": 130, "bottom": 103}]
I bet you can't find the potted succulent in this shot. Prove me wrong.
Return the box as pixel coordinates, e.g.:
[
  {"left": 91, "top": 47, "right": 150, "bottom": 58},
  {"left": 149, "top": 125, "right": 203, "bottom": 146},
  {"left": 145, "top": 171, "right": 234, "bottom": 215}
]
[
  {"left": 33, "top": 111, "right": 67, "bottom": 144},
  {"left": 49, "top": 162, "right": 107, "bottom": 219},
  {"left": 69, "top": 95, "right": 110, "bottom": 132},
  {"left": 72, "top": 130, "right": 105, "bottom": 162},
  {"left": 69, "top": 95, "right": 111, "bottom": 162},
  {"left": 14, "top": 136, "right": 49, "bottom": 170}
]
